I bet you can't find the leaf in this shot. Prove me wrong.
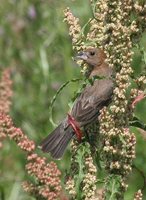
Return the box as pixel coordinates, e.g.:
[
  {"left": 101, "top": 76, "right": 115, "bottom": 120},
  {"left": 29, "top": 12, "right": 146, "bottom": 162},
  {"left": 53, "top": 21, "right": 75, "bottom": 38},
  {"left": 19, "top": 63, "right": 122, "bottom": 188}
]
[
  {"left": 74, "top": 145, "right": 85, "bottom": 199},
  {"left": 8, "top": 182, "right": 21, "bottom": 200},
  {"left": 119, "top": 134, "right": 126, "bottom": 145},
  {"left": 105, "top": 175, "right": 122, "bottom": 200},
  {"left": 74, "top": 142, "right": 91, "bottom": 199},
  {"left": 40, "top": 47, "right": 50, "bottom": 80},
  {"left": 129, "top": 116, "right": 146, "bottom": 131},
  {"left": 88, "top": 75, "right": 106, "bottom": 86},
  {"left": 80, "top": 18, "right": 92, "bottom": 38},
  {"left": 0, "top": 186, "right": 5, "bottom": 200},
  {"left": 137, "top": 128, "right": 146, "bottom": 140},
  {"left": 94, "top": 151, "right": 102, "bottom": 170},
  {"left": 143, "top": 50, "right": 146, "bottom": 65}
]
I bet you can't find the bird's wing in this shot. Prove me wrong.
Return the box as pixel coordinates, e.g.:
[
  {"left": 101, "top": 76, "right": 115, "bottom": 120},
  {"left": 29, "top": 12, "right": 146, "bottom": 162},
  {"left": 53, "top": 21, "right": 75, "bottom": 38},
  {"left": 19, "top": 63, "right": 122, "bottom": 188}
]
[{"left": 71, "top": 79, "right": 113, "bottom": 126}]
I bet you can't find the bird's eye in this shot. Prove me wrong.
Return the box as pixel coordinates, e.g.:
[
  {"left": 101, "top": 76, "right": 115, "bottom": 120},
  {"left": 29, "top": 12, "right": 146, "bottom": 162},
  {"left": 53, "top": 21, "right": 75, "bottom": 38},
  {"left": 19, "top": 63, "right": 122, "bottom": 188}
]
[{"left": 90, "top": 51, "right": 95, "bottom": 56}]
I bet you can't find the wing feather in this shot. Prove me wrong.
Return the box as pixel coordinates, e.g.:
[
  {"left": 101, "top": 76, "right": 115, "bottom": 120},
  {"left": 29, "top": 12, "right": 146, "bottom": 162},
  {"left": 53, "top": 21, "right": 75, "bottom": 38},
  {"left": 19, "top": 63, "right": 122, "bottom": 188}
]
[{"left": 71, "top": 79, "right": 113, "bottom": 126}]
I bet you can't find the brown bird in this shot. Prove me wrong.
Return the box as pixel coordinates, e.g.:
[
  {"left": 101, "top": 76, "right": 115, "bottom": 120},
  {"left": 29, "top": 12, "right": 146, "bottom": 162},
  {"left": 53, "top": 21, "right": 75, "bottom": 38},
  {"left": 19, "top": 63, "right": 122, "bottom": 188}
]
[{"left": 40, "top": 48, "right": 113, "bottom": 159}]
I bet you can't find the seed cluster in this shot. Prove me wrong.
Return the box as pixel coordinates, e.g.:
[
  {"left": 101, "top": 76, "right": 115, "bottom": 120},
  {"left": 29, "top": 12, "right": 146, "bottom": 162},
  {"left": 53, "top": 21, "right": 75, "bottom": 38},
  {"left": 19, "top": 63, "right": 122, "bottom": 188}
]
[
  {"left": 133, "top": 2, "right": 146, "bottom": 36},
  {"left": 25, "top": 154, "right": 61, "bottom": 200},
  {"left": 0, "top": 113, "right": 62, "bottom": 200},
  {"left": 0, "top": 68, "right": 62, "bottom": 200},
  {"left": 99, "top": 108, "right": 136, "bottom": 176},
  {"left": 82, "top": 155, "right": 97, "bottom": 200},
  {"left": 66, "top": 141, "right": 97, "bottom": 200},
  {"left": 64, "top": 0, "right": 145, "bottom": 199},
  {"left": 0, "top": 69, "right": 13, "bottom": 148},
  {"left": 64, "top": 7, "right": 84, "bottom": 51},
  {"left": 87, "top": 0, "right": 108, "bottom": 48},
  {"left": 0, "top": 68, "right": 12, "bottom": 114},
  {"left": 66, "top": 177, "right": 76, "bottom": 198},
  {"left": 87, "top": 0, "right": 143, "bottom": 197},
  {"left": 94, "top": 0, "right": 137, "bottom": 194},
  {"left": 65, "top": 140, "right": 78, "bottom": 199},
  {"left": 134, "top": 190, "right": 143, "bottom": 200}
]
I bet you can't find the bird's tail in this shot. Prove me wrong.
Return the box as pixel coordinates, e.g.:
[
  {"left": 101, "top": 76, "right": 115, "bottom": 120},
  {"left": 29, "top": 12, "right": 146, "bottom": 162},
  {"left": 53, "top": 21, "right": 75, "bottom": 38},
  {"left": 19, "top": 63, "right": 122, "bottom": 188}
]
[{"left": 40, "top": 122, "right": 74, "bottom": 159}]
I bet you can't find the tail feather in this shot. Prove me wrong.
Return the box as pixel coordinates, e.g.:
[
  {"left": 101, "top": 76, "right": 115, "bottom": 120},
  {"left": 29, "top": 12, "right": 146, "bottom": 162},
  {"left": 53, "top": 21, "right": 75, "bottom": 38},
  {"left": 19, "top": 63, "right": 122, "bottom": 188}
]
[
  {"left": 51, "top": 130, "right": 74, "bottom": 159},
  {"left": 41, "top": 128, "right": 60, "bottom": 151},
  {"left": 40, "top": 122, "right": 74, "bottom": 159},
  {"left": 41, "top": 124, "right": 63, "bottom": 152}
]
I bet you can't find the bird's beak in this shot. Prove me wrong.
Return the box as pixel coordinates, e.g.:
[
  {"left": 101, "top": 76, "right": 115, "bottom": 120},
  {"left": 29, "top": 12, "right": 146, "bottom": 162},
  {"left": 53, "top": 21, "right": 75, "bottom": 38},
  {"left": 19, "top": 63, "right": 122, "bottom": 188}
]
[{"left": 74, "top": 51, "right": 88, "bottom": 61}]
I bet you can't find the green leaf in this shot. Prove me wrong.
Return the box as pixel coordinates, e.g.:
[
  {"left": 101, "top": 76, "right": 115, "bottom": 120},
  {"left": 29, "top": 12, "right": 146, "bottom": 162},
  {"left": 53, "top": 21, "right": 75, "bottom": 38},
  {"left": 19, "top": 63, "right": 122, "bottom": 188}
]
[
  {"left": 88, "top": 75, "right": 106, "bottom": 85},
  {"left": 94, "top": 151, "right": 102, "bottom": 170},
  {"left": 105, "top": 175, "right": 123, "bottom": 200},
  {"left": 40, "top": 47, "right": 50, "bottom": 80},
  {"left": 143, "top": 50, "right": 146, "bottom": 65},
  {"left": 74, "top": 142, "right": 91, "bottom": 199},
  {"left": 0, "top": 185, "right": 5, "bottom": 200},
  {"left": 8, "top": 182, "right": 21, "bottom": 200},
  {"left": 130, "top": 116, "right": 146, "bottom": 131},
  {"left": 74, "top": 145, "right": 85, "bottom": 199}
]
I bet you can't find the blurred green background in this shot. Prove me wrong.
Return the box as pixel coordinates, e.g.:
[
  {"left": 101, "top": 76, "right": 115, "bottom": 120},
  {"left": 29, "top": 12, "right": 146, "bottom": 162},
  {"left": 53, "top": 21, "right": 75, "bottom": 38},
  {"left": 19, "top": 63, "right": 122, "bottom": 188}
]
[{"left": 0, "top": 0, "right": 146, "bottom": 200}]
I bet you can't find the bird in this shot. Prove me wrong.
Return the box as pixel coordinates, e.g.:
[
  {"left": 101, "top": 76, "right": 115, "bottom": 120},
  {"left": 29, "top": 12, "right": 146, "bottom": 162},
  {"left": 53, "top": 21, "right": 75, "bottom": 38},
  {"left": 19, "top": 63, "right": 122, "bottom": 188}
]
[{"left": 40, "top": 48, "right": 113, "bottom": 159}]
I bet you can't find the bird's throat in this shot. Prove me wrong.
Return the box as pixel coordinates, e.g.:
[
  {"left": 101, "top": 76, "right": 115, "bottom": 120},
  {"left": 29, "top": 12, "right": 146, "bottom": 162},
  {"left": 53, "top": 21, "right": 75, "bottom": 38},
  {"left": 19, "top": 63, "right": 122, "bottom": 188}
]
[{"left": 90, "top": 64, "right": 112, "bottom": 78}]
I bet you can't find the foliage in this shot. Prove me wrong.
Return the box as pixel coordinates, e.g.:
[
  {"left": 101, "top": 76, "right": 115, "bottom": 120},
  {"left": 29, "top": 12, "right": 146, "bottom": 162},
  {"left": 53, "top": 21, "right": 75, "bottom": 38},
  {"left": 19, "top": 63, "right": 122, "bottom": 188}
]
[{"left": 0, "top": 0, "right": 146, "bottom": 200}]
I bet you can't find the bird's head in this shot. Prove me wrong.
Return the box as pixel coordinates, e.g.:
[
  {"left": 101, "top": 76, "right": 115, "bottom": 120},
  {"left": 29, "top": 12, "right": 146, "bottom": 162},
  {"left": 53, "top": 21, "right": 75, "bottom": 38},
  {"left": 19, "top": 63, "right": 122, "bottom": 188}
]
[{"left": 75, "top": 48, "right": 106, "bottom": 69}]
